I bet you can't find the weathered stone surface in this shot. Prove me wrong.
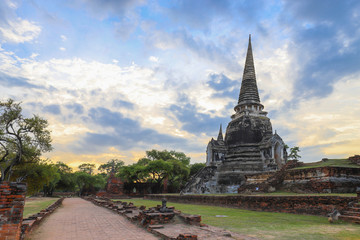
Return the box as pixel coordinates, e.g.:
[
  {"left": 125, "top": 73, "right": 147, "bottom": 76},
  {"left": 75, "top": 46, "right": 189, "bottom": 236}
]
[
  {"left": 106, "top": 172, "right": 124, "bottom": 195},
  {"left": 184, "top": 36, "right": 287, "bottom": 194},
  {"left": 239, "top": 165, "right": 360, "bottom": 193},
  {"left": 145, "top": 194, "right": 357, "bottom": 216},
  {"left": 0, "top": 182, "right": 26, "bottom": 240},
  {"left": 349, "top": 155, "right": 360, "bottom": 165}
]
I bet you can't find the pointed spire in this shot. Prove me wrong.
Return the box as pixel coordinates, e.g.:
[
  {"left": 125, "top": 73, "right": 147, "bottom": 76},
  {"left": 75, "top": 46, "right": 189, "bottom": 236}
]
[
  {"left": 238, "top": 34, "right": 261, "bottom": 105},
  {"left": 217, "top": 124, "right": 223, "bottom": 141}
]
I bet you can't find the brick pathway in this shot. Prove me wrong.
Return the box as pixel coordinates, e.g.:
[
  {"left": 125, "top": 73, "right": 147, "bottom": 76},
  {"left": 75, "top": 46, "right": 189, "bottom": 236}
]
[{"left": 28, "top": 198, "right": 159, "bottom": 240}]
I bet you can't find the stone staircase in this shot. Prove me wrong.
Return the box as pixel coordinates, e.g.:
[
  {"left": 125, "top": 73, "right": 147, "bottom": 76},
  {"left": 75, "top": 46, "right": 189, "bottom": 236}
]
[
  {"left": 339, "top": 203, "right": 360, "bottom": 224},
  {"left": 181, "top": 166, "right": 218, "bottom": 194}
]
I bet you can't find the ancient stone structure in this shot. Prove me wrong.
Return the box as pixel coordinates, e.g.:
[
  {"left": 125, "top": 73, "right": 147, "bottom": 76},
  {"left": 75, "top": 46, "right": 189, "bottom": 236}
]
[
  {"left": 0, "top": 182, "right": 26, "bottom": 240},
  {"left": 145, "top": 194, "right": 358, "bottom": 216},
  {"left": 238, "top": 163, "right": 360, "bottom": 194},
  {"left": 349, "top": 155, "right": 360, "bottom": 165},
  {"left": 105, "top": 172, "right": 125, "bottom": 195},
  {"left": 184, "top": 35, "right": 287, "bottom": 194}
]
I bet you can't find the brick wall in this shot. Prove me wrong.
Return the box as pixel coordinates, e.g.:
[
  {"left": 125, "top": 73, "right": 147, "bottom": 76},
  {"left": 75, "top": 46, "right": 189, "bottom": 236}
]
[
  {"left": 145, "top": 194, "right": 357, "bottom": 216},
  {"left": 283, "top": 167, "right": 360, "bottom": 193},
  {"left": 241, "top": 166, "right": 360, "bottom": 193},
  {"left": 0, "top": 182, "right": 26, "bottom": 240}
]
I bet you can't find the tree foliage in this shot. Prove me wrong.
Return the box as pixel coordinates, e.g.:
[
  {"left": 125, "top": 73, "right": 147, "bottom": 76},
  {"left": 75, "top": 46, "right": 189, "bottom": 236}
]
[
  {"left": 78, "top": 163, "right": 96, "bottom": 175},
  {"left": 54, "top": 161, "right": 76, "bottom": 192},
  {"left": 10, "top": 160, "right": 60, "bottom": 195},
  {"left": 98, "top": 159, "right": 124, "bottom": 175},
  {"left": 120, "top": 149, "right": 191, "bottom": 192},
  {"left": 74, "top": 171, "right": 106, "bottom": 195},
  {"left": 190, "top": 163, "right": 206, "bottom": 176},
  {"left": 0, "top": 99, "right": 52, "bottom": 181},
  {"left": 288, "top": 146, "right": 301, "bottom": 161}
]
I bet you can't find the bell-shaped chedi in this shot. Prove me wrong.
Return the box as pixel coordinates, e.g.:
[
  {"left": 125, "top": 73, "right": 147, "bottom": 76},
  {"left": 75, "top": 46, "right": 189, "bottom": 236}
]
[{"left": 185, "top": 35, "right": 288, "bottom": 194}]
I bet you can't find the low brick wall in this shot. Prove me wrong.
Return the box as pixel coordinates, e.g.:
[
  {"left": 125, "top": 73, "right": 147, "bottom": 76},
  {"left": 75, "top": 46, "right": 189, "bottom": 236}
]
[
  {"left": 144, "top": 194, "right": 358, "bottom": 216},
  {"left": 20, "top": 197, "right": 64, "bottom": 239},
  {"left": 0, "top": 182, "right": 26, "bottom": 240}
]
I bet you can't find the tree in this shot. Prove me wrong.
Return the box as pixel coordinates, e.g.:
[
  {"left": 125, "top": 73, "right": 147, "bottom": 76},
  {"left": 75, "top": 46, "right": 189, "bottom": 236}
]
[
  {"left": 288, "top": 146, "right": 301, "bottom": 161},
  {"left": 0, "top": 99, "right": 52, "bottom": 181},
  {"left": 120, "top": 164, "right": 147, "bottom": 184},
  {"left": 120, "top": 149, "right": 191, "bottom": 193},
  {"left": 56, "top": 161, "right": 72, "bottom": 173},
  {"left": 55, "top": 161, "right": 76, "bottom": 192},
  {"left": 74, "top": 172, "right": 106, "bottom": 196},
  {"left": 98, "top": 159, "right": 124, "bottom": 175},
  {"left": 190, "top": 163, "right": 206, "bottom": 176},
  {"left": 78, "top": 163, "right": 96, "bottom": 175},
  {"left": 10, "top": 160, "right": 60, "bottom": 195},
  {"left": 145, "top": 149, "right": 190, "bottom": 165}
]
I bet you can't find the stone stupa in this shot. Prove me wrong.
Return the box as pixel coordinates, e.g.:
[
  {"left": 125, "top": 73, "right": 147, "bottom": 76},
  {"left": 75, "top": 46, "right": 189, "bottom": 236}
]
[{"left": 183, "top": 35, "right": 287, "bottom": 194}]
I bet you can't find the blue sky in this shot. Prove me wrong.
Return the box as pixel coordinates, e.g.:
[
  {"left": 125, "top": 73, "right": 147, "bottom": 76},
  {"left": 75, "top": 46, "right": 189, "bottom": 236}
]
[{"left": 1, "top": 0, "right": 360, "bottom": 168}]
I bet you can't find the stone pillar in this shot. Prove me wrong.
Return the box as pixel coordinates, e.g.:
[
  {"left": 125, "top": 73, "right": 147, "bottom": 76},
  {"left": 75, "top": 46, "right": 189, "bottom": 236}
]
[{"left": 0, "top": 182, "right": 26, "bottom": 240}]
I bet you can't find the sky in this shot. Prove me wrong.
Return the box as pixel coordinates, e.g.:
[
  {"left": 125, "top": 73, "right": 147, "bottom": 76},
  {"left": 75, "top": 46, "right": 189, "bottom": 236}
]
[{"left": 1, "top": 0, "right": 360, "bottom": 169}]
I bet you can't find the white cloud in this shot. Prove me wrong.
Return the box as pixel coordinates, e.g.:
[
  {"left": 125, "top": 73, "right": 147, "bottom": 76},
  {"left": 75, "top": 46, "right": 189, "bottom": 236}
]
[
  {"left": 5, "top": 0, "right": 18, "bottom": 9},
  {"left": 149, "top": 56, "right": 158, "bottom": 62},
  {"left": 60, "top": 35, "right": 67, "bottom": 41},
  {"left": 274, "top": 72, "right": 360, "bottom": 159},
  {"left": 30, "top": 53, "right": 39, "bottom": 59},
  {"left": 59, "top": 47, "right": 66, "bottom": 51},
  {"left": 0, "top": 18, "right": 41, "bottom": 43}
]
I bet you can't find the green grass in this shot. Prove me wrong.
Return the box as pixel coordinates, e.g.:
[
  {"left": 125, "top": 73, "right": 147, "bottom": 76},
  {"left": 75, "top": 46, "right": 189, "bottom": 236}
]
[
  {"left": 151, "top": 192, "right": 357, "bottom": 197},
  {"left": 123, "top": 198, "right": 360, "bottom": 240},
  {"left": 249, "top": 191, "right": 357, "bottom": 197},
  {"left": 293, "top": 158, "right": 360, "bottom": 169},
  {"left": 23, "top": 197, "right": 58, "bottom": 218}
]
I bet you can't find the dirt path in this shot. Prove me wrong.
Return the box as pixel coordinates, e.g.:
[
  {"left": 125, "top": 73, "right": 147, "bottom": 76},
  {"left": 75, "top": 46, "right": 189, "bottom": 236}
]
[{"left": 28, "top": 198, "right": 159, "bottom": 240}]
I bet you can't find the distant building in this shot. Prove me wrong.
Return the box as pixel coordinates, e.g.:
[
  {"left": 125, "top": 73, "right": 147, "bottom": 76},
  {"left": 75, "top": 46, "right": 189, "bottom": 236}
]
[{"left": 183, "top": 35, "right": 287, "bottom": 194}]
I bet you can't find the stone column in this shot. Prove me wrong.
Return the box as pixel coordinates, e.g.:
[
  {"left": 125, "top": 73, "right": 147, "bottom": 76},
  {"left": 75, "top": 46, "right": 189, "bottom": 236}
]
[{"left": 0, "top": 182, "right": 26, "bottom": 240}]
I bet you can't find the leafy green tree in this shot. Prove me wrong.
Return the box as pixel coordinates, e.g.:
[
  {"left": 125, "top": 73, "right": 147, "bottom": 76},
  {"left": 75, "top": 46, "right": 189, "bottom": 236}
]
[
  {"left": 145, "top": 160, "right": 172, "bottom": 184},
  {"left": 74, "top": 172, "right": 106, "bottom": 196},
  {"left": 55, "top": 161, "right": 76, "bottom": 192},
  {"left": 120, "top": 149, "right": 191, "bottom": 192},
  {"left": 56, "top": 161, "right": 72, "bottom": 173},
  {"left": 120, "top": 164, "right": 147, "bottom": 183},
  {"left": 288, "top": 146, "right": 301, "bottom": 161},
  {"left": 190, "top": 163, "right": 206, "bottom": 176},
  {"left": 145, "top": 149, "right": 190, "bottom": 165},
  {"left": 0, "top": 99, "right": 52, "bottom": 181},
  {"left": 98, "top": 159, "right": 124, "bottom": 175},
  {"left": 11, "top": 160, "right": 60, "bottom": 195},
  {"left": 78, "top": 163, "right": 96, "bottom": 175}
]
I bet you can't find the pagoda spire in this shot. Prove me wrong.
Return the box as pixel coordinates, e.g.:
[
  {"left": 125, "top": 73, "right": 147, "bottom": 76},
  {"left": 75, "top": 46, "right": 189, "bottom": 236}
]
[
  {"left": 238, "top": 34, "right": 261, "bottom": 105},
  {"left": 217, "top": 124, "right": 223, "bottom": 141}
]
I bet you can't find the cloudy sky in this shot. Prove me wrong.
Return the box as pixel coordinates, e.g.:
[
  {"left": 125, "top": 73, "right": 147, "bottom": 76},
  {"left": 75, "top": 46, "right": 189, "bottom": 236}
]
[{"left": 1, "top": 0, "right": 360, "bottom": 169}]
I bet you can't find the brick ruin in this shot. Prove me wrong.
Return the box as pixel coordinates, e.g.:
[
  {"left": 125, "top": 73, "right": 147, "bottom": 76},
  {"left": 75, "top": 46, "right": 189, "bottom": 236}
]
[
  {"left": 21, "top": 198, "right": 64, "bottom": 239},
  {"left": 145, "top": 194, "right": 358, "bottom": 217},
  {"left": 0, "top": 182, "right": 26, "bottom": 240},
  {"left": 238, "top": 161, "right": 360, "bottom": 194},
  {"left": 83, "top": 196, "right": 238, "bottom": 239},
  {"left": 349, "top": 155, "right": 360, "bottom": 165}
]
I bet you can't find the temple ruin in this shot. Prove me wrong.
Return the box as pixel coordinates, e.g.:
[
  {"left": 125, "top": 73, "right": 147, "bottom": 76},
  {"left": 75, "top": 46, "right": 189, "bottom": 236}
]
[{"left": 183, "top": 35, "right": 287, "bottom": 194}]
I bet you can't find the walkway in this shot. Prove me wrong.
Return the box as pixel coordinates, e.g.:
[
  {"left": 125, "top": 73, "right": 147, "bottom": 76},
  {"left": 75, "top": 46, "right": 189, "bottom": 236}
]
[{"left": 28, "top": 198, "right": 159, "bottom": 240}]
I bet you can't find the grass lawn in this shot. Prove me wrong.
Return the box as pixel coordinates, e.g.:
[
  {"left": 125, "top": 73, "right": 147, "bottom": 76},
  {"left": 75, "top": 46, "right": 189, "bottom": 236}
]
[
  {"left": 293, "top": 158, "right": 360, "bottom": 169},
  {"left": 123, "top": 198, "right": 360, "bottom": 240},
  {"left": 153, "top": 192, "right": 358, "bottom": 197},
  {"left": 23, "top": 197, "right": 59, "bottom": 218},
  {"left": 249, "top": 191, "right": 357, "bottom": 197}
]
